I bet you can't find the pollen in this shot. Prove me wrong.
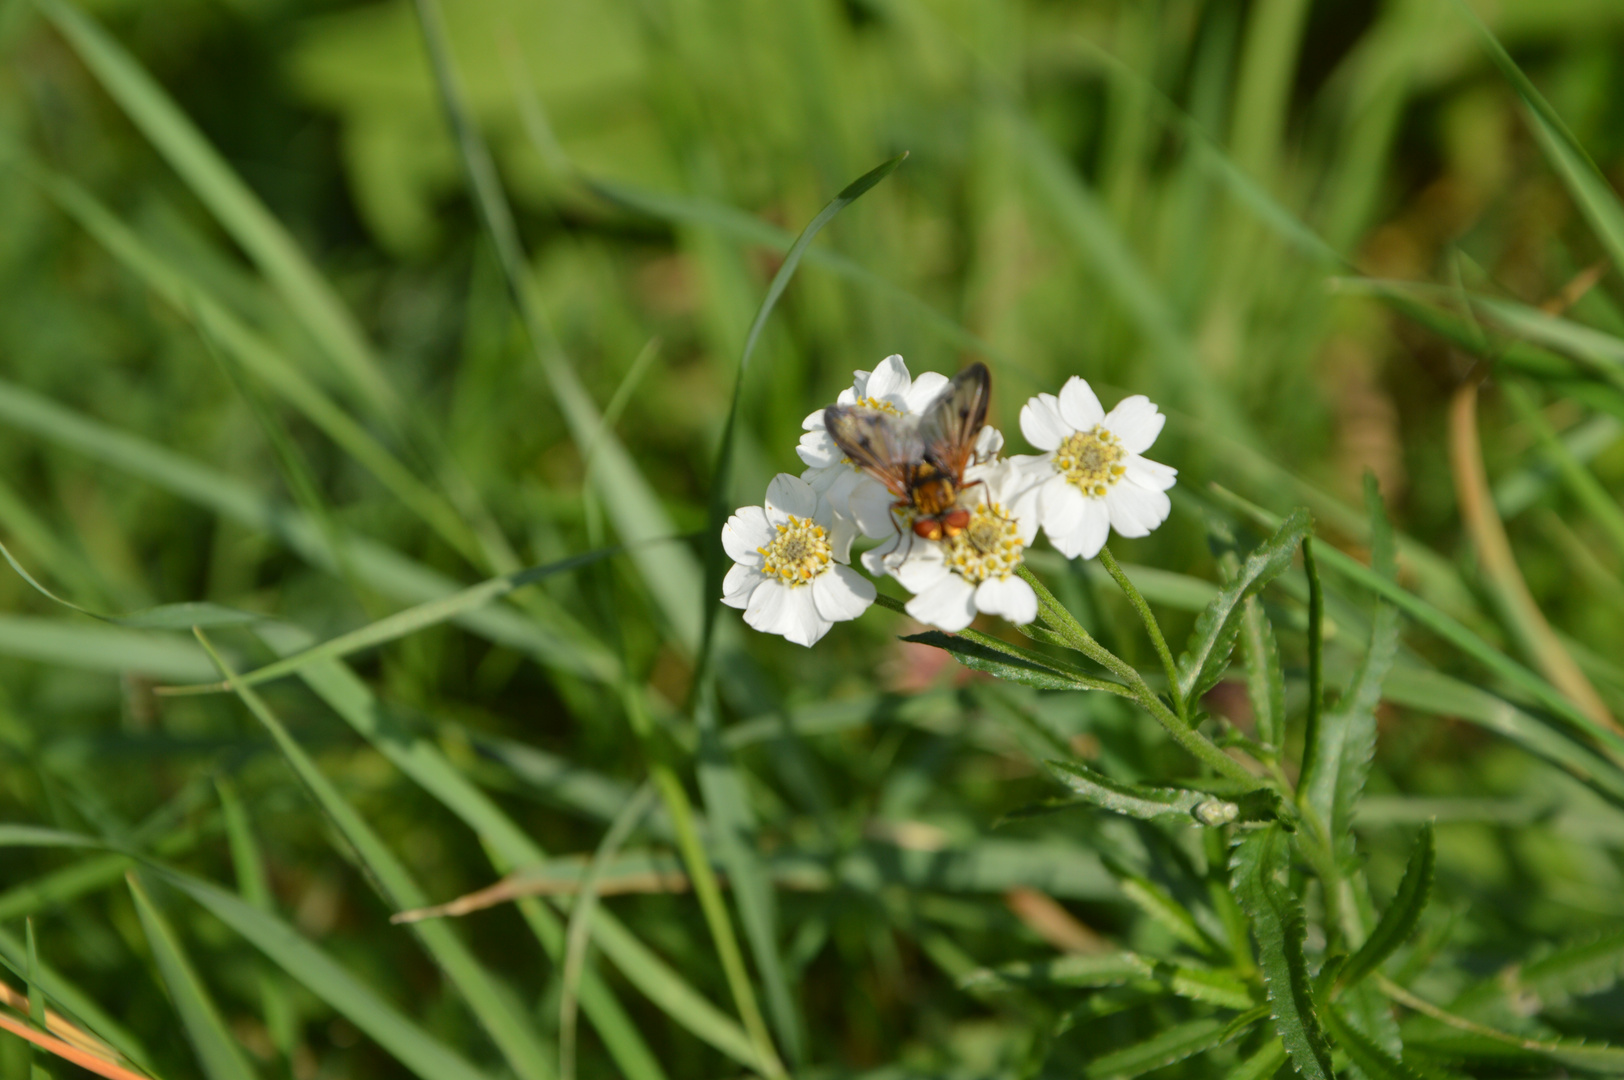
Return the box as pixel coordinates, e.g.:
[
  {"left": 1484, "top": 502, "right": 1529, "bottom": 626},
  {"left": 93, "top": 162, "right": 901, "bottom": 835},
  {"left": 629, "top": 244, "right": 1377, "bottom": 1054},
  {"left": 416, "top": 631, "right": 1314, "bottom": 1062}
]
[
  {"left": 943, "top": 501, "right": 1024, "bottom": 584},
  {"left": 757, "top": 515, "right": 832, "bottom": 587},
  {"left": 1055, "top": 426, "right": 1127, "bottom": 497}
]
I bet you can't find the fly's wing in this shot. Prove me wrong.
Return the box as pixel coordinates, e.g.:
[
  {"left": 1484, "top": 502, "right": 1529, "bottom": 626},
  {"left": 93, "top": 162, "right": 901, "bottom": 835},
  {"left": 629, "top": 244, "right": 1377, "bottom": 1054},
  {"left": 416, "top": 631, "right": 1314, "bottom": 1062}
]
[
  {"left": 822, "top": 405, "right": 923, "bottom": 499},
  {"left": 917, "top": 362, "right": 990, "bottom": 480}
]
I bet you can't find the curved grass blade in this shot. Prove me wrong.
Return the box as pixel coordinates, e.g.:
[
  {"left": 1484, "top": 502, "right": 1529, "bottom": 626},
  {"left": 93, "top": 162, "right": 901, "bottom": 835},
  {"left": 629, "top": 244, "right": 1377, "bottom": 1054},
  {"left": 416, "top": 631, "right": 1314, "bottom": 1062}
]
[
  {"left": 409, "top": 0, "right": 701, "bottom": 653},
  {"left": 124, "top": 871, "right": 257, "bottom": 1080},
  {"left": 0, "top": 378, "right": 616, "bottom": 682},
  {"left": 1339, "top": 825, "right": 1434, "bottom": 993},
  {"left": 262, "top": 628, "right": 715, "bottom": 1075},
  {"left": 32, "top": 0, "right": 401, "bottom": 424},
  {"left": 160, "top": 545, "right": 627, "bottom": 696},
  {"left": 193, "top": 630, "right": 556, "bottom": 1080},
  {"left": 0, "top": 615, "right": 219, "bottom": 681},
  {"left": 1232, "top": 827, "right": 1335, "bottom": 1080},
  {"left": 0, "top": 538, "right": 260, "bottom": 631},
  {"left": 559, "top": 783, "right": 656, "bottom": 1080},
  {"left": 1176, "top": 509, "right": 1311, "bottom": 704},
  {"left": 19, "top": 158, "right": 483, "bottom": 565}
]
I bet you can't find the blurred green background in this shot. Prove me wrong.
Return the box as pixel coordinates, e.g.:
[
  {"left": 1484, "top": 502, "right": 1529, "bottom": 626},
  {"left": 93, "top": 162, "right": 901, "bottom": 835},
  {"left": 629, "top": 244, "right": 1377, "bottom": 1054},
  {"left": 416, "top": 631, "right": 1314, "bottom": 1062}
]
[{"left": 2, "top": 0, "right": 1624, "bottom": 1076}]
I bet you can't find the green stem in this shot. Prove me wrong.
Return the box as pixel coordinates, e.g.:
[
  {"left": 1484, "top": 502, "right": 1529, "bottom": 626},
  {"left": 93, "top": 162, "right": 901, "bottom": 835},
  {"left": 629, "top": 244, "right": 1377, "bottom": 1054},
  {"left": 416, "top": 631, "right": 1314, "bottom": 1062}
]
[
  {"left": 1016, "top": 567, "right": 1258, "bottom": 784},
  {"left": 621, "top": 690, "right": 785, "bottom": 1079},
  {"left": 1296, "top": 537, "right": 1325, "bottom": 800},
  {"left": 1098, "top": 545, "right": 1183, "bottom": 715}
]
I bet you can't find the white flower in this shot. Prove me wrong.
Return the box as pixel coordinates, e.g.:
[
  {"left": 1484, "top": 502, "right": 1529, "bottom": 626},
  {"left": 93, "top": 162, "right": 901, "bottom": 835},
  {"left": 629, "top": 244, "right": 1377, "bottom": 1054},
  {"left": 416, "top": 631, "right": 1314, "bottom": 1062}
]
[
  {"left": 798, "top": 354, "right": 1002, "bottom": 538},
  {"left": 861, "top": 458, "right": 1040, "bottom": 632},
  {"left": 1018, "top": 377, "right": 1177, "bottom": 560},
  {"left": 721, "top": 474, "right": 876, "bottom": 647}
]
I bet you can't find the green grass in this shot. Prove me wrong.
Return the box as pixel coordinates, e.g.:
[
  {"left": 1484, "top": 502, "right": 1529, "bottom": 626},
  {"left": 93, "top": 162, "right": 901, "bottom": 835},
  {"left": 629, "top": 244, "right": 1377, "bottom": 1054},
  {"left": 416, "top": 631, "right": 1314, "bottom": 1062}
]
[{"left": 2, "top": 0, "right": 1624, "bottom": 1076}]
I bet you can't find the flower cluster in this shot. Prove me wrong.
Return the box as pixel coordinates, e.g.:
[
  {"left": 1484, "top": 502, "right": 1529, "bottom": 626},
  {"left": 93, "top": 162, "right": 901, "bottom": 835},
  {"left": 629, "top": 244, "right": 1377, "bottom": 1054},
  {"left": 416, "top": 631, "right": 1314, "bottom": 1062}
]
[{"left": 723, "top": 355, "right": 1176, "bottom": 645}]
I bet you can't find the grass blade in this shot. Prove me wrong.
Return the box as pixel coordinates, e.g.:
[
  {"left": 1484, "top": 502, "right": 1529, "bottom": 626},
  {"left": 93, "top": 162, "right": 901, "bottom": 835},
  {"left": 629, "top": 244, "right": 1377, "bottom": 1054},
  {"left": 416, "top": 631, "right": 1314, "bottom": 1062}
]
[
  {"left": 33, "top": 0, "right": 401, "bottom": 423},
  {"left": 124, "top": 871, "right": 257, "bottom": 1080},
  {"left": 1232, "top": 826, "right": 1335, "bottom": 1080},
  {"left": 193, "top": 630, "right": 556, "bottom": 1080},
  {"left": 1086, "top": 1008, "right": 1269, "bottom": 1080}
]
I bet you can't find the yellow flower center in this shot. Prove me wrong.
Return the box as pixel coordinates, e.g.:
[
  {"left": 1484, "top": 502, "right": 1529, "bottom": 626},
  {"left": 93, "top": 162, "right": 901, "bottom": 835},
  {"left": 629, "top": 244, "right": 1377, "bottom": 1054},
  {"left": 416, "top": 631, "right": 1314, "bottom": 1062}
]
[
  {"left": 1055, "top": 426, "right": 1126, "bottom": 497},
  {"left": 943, "top": 501, "right": 1024, "bottom": 584},
  {"left": 757, "top": 515, "right": 832, "bottom": 586}
]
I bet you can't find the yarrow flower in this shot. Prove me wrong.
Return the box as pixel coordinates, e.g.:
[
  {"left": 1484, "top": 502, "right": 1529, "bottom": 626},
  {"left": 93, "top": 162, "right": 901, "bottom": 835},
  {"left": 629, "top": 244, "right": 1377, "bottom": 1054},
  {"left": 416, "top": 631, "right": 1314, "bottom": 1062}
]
[
  {"left": 799, "top": 354, "right": 1001, "bottom": 537},
  {"left": 862, "top": 458, "right": 1040, "bottom": 632},
  {"left": 1018, "top": 377, "right": 1177, "bottom": 560},
  {"left": 722, "top": 473, "right": 875, "bottom": 647}
]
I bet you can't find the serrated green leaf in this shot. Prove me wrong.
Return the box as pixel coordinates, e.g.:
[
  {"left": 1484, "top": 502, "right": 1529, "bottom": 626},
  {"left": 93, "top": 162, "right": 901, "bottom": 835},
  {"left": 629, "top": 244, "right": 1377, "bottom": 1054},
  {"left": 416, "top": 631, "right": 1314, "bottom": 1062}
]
[
  {"left": 1306, "top": 477, "right": 1399, "bottom": 852},
  {"left": 1232, "top": 827, "right": 1336, "bottom": 1080},
  {"left": 1241, "top": 596, "right": 1285, "bottom": 754},
  {"left": 126, "top": 872, "right": 258, "bottom": 1080},
  {"left": 1116, "top": 875, "right": 1228, "bottom": 959},
  {"left": 1049, "top": 761, "right": 1276, "bottom": 826},
  {"left": 903, "top": 630, "right": 1114, "bottom": 691},
  {"left": 1225, "top": 1039, "right": 1287, "bottom": 1080},
  {"left": 1340, "top": 825, "right": 1433, "bottom": 992},
  {"left": 1085, "top": 1007, "right": 1269, "bottom": 1080},
  {"left": 1178, "top": 509, "right": 1311, "bottom": 702},
  {"left": 1323, "top": 1005, "right": 1432, "bottom": 1080}
]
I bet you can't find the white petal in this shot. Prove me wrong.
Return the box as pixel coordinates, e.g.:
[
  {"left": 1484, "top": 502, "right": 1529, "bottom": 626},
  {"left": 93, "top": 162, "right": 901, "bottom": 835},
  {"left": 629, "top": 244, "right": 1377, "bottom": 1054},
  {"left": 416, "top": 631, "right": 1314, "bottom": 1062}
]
[
  {"left": 813, "top": 564, "right": 875, "bottom": 622},
  {"left": 1052, "top": 496, "right": 1111, "bottom": 560},
  {"left": 722, "top": 507, "right": 773, "bottom": 565},
  {"left": 802, "top": 408, "right": 828, "bottom": 432},
  {"left": 864, "top": 355, "right": 912, "bottom": 403},
  {"left": 861, "top": 542, "right": 893, "bottom": 578},
  {"left": 1104, "top": 481, "right": 1172, "bottom": 538},
  {"left": 1057, "top": 377, "right": 1106, "bottom": 431},
  {"left": 1124, "top": 453, "right": 1177, "bottom": 492},
  {"left": 746, "top": 582, "right": 828, "bottom": 646},
  {"left": 849, "top": 481, "right": 900, "bottom": 539},
  {"left": 828, "top": 513, "right": 858, "bottom": 562},
  {"left": 891, "top": 539, "right": 951, "bottom": 592},
  {"left": 1019, "top": 394, "right": 1069, "bottom": 451},
  {"left": 797, "top": 429, "right": 841, "bottom": 468},
  {"left": 906, "top": 575, "right": 978, "bottom": 632},
  {"left": 802, "top": 463, "right": 844, "bottom": 495},
  {"left": 1040, "top": 474, "right": 1086, "bottom": 531},
  {"left": 975, "top": 425, "right": 1004, "bottom": 460},
  {"left": 902, "top": 370, "right": 950, "bottom": 413},
  {"left": 1008, "top": 483, "right": 1042, "bottom": 546},
  {"left": 722, "top": 562, "right": 764, "bottom": 609},
  {"left": 1104, "top": 395, "right": 1166, "bottom": 454},
  {"left": 975, "top": 576, "right": 1038, "bottom": 625},
  {"left": 847, "top": 367, "right": 872, "bottom": 399},
  {"left": 765, "top": 473, "right": 818, "bottom": 522}
]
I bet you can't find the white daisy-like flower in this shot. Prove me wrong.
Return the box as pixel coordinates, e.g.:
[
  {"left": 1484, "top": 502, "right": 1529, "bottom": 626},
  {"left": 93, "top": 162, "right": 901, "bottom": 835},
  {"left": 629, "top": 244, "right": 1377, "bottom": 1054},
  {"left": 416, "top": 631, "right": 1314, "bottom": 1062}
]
[
  {"left": 861, "top": 458, "right": 1040, "bottom": 632},
  {"left": 798, "top": 354, "right": 1003, "bottom": 538},
  {"left": 722, "top": 473, "right": 876, "bottom": 647},
  {"left": 1018, "top": 377, "right": 1177, "bottom": 560}
]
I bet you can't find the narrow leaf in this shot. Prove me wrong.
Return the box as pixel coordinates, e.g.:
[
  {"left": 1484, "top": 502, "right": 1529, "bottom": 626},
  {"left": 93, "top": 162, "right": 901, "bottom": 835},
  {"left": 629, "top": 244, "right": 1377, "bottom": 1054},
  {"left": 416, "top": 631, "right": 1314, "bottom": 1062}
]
[
  {"left": 1049, "top": 760, "right": 1277, "bottom": 826},
  {"left": 1340, "top": 826, "right": 1434, "bottom": 994},
  {"left": 1241, "top": 596, "right": 1285, "bottom": 754},
  {"left": 904, "top": 629, "right": 1122, "bottom": 692},
  {"left": 1085, "top": 1008, "right": 1269, "bottom": 1080},
  {"left": 1178, "top": 510, "right": 1312, "bottom": 702},
  {"left": 1322, "top": 1006, "right": 1432, "bottom": 1080},
  {"left": 1306, "top": 476, "right": 1400, "bottom": 849},
  {"left": 1232, "top": 827, "right": 1336, "bottom": 1080},
  {"left": 125, "top": 872, "right": 258, "bottom": 1080}
]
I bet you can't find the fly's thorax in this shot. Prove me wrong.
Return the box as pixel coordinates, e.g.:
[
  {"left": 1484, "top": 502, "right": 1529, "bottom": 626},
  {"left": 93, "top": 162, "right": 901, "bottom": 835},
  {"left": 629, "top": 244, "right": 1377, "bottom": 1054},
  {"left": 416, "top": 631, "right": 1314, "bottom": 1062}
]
[{"left": 908, "top": 471, "right": 959, "bottom": 518}]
